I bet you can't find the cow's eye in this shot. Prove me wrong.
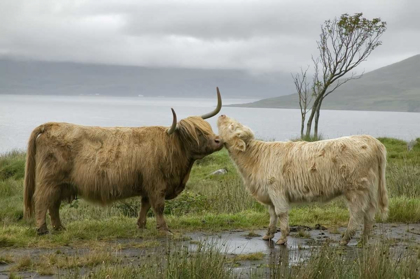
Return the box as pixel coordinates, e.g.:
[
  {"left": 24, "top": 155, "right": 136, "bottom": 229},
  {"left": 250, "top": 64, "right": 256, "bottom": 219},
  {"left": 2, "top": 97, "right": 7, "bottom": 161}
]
[{"left": 229, "top": 124, "right": 235, "bottom": 131}]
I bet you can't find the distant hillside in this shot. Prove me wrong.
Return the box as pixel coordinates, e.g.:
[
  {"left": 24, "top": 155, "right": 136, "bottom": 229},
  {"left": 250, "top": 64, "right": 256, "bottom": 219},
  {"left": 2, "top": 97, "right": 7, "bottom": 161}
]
[
  {"left": 233, "top": 54, "right": 420, "bottom": 112},
  {"left": 0, "top": 59, "right": 294, "bottom": 98}
]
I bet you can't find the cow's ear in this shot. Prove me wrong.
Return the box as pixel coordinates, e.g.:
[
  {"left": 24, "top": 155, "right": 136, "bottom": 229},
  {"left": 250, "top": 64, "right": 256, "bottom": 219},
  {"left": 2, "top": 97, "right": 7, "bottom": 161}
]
[{"left": 233, "top": 137, "right": 246, "bottom": 152}]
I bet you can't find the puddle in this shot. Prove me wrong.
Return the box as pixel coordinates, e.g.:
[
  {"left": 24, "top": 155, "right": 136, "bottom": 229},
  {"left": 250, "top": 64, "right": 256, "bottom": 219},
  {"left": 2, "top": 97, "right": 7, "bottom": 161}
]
[
  {"left": 186, "top": 223, "right": 420, "bottom": 267},
  {"left": 186, "top": 229, "right": 313, "bottom": 265}
]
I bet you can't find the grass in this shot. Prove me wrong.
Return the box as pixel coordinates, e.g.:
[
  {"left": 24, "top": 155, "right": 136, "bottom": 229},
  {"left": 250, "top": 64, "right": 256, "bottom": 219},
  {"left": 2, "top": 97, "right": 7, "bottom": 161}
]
[
  {"left": 378, "top": 137, "right": 420, "bottom": 164},
  {"left": 8, "top": 248, "right": 120, "bottom": 276},
  {"left": 9, "top": 256, "right": 32, "bottom": 272},
  {"left": 244, "top": 231, "right": 261, "bottom": 238},
  {"left": 0, "top": 138, "right": 420, "bottom": 248},
  {"left": 0, "top": 137, "right": 419, "bottom": 277},
  {"left": 328, "top": 226, "right": 340, "bottom": 234},
  {"left": 127, "top": 240, "right": 161, "bottom": 249},
  {"left": 251, "top": 243, "right": 420, "bottom": 279},
  {"left": 296, "top": 229, "right": 311, "bottom": 238},
  {"left": 0, "top": 151, "right": 25, "bottom": 181},
  {"left": 62, "top": 242, "right": 234, "bottom": 279},
  {"left": 291, "top": 134, "right": 324, "bottom": 142},
  {"left": 22, "top": 242, "right": 416, "bottom": 279},
  {"left": 233, "top": 252, "right": 265, "bottom": 262},
  {"left": 0, "top": 255, "right": 14, "bottom": 265},
  {"left": 387, "top": 197, "right": 420, "bottom": 223}
]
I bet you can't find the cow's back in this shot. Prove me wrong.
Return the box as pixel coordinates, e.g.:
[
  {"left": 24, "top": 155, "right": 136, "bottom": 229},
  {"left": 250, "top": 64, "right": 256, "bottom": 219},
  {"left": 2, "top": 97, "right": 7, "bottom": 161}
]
[
  {"left": 34, "top": 122, "right": 170, "bottom": 203},
  {"left": 264, "top": 135, "right": 385, "bottom": 202}
]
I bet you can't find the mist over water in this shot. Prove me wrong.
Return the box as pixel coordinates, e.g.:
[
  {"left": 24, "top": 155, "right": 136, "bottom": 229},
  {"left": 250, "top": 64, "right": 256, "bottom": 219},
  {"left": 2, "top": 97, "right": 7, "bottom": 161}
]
[{"left": 0, "top": 94, "right": 419, "bottom": 154}]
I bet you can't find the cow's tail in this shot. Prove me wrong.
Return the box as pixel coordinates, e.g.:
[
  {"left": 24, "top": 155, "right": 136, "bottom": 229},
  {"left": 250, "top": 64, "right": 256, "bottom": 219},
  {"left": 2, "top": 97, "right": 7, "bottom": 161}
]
[
  {"left": 377, "top": 143, "right": 389, "bottom": 221},
  {"left": 24, "top": 125, "right": 44, "bottom": 219}
]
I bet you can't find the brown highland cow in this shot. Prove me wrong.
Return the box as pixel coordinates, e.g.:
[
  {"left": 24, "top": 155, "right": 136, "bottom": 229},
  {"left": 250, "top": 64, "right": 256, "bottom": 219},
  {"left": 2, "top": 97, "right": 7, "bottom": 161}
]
[{"left": 24, "top": 88, "right": 223, "bottom": 235}]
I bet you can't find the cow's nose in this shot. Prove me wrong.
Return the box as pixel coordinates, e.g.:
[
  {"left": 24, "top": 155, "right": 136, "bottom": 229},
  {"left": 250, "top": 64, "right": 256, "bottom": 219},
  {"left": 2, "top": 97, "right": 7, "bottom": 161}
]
[
  {"left": 220, "top": 114, "right": 226, "bottom": 118},
  {"left": 214, "top": 137, "right": 221, "bottom": 144}
]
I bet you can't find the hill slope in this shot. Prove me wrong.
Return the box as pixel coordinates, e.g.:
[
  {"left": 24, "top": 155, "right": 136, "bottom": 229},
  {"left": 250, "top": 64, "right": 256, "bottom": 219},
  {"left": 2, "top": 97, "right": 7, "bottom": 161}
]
[
  {"left": 234, "top": 54, "right": 420, "bottom": 112},
  {"left": 0, "top": 59, "right": 294, "bottom": 98}
]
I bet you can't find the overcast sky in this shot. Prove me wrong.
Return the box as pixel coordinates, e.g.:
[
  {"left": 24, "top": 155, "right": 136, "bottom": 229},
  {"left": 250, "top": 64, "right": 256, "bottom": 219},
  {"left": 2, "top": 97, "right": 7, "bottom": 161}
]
[{"left": 0, "top": 0, "right": 419, "bottom": 74}]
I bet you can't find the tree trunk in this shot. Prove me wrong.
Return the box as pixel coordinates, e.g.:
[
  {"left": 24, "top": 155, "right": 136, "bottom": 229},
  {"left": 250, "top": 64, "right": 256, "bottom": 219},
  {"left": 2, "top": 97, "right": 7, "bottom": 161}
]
[
  {"left": 301, "top": 114, "right": 305, "bottom": 138},
  {"left": 314, "top": 96, "right": 325, "bottom": 139},
  {"left": 314, "top": 108, "right": 320, "bottom": 138},
  {"left": 305, "top": 97, "right": 320, "bottom": 138},
  {"left": 306, "top": 113, "right": 314, "bottom": 138},
  {"left": 305, "top": 111, "right": 314, "bottom": 138}
]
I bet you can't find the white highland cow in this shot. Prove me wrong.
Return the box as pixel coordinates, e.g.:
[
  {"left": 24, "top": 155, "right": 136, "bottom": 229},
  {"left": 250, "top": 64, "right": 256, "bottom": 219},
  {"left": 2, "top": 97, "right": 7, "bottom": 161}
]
[{"left": 217, "top": 115, "right": 388, "bottom": 245}]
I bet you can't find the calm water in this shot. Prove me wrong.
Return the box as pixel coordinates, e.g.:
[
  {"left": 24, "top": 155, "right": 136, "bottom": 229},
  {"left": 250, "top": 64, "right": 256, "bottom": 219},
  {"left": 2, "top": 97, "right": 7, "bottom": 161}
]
[{"left": 0, "top": 94, "right": 419, "bottom": 154}]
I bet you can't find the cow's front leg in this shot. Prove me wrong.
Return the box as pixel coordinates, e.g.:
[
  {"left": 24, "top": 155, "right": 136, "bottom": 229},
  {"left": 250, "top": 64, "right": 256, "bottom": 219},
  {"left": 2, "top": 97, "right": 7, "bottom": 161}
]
[
  {"left": 268, "top": 191, "right": 289, "bottom": 245},
  {"left": 137, "top": 197, "right": 151, "bottom": 229},
  {"left": 263, "top": 205, "right": 277, "bottom": 240},
  {"left": 149, "top": 194, "right": 171, "bottom": 234},
  {"left": 276, "top": 212, "right": 289, "bottom": 245}
]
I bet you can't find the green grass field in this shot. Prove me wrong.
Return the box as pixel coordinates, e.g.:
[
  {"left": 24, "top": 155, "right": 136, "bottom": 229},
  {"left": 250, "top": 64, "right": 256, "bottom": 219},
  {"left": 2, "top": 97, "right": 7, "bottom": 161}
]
[{"left": 0, "top": 137, "right": 419, "bottom": 277}]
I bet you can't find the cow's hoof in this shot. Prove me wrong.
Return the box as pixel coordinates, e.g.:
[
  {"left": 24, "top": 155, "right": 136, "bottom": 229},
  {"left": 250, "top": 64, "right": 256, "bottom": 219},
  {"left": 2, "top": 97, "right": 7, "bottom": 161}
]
[
  {"left": 137, "top": 224, "right": 147, "bottom": 230},
  {"left": 262, "top": 234, "right": 274, "bottom": 241},
  {"left": 53, "top": 225, "right": 66, "bottom": 232},
  {"left": 276, "top": 238, "right": 287, "bottom": 245},
  {"left": 36, "top": 227, "right": 49, "bottom": 236}
]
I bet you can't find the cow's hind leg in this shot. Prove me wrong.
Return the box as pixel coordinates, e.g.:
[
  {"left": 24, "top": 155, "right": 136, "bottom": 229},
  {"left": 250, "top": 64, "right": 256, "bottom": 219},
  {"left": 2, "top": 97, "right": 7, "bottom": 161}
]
[
  {"left": 35, "top": 203, "right": 49, "bottom": 235},
  {"left": 263, "top": 205, "right": 277, "bottom": 241},
  {"left": 34, "top": 183, "right": 60, "bottom": 235},
  {"left": 137, "top": 197, "right": 151, "bottom": 229},
  {"left": 341, "top": 191, "right": 369, "bottom": 245},
  {"left": 361, "top": 203, "right": 377, "bottom": 245},
  {"left": 51, "top": 184, "right": 77, "bottom": 231},
  {"left": 49, "top": 197, "right": 65, "bottom": 231}
]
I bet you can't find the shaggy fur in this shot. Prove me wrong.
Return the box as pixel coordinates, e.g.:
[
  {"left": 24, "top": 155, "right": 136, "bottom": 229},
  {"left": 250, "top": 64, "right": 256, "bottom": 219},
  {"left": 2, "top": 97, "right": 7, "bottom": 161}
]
[
  {"left": 217, "top": 115, "right": 388, "bottom": 246},
  {"left": 24, "top": 117, "right": 223, "bottom": 235}
]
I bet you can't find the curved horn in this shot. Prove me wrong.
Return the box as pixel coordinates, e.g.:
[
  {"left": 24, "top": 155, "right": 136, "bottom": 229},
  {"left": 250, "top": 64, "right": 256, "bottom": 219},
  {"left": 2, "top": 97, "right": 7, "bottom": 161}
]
[
  {"left": 201, "top": 87, "right": 222, "bottom": 119},
  {"left": 167, "top": 108, "right": 177, "bottom": 135}
]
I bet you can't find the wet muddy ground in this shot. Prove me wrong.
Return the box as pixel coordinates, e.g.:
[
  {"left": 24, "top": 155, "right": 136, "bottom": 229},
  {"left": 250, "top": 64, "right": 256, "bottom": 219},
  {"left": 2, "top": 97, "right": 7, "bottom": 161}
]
[
  {"left": 1, "top": 223, "right": 419, "bottom": 278},
  {"left": 187, "top": 223, "right": 420, "bottom": 276}
]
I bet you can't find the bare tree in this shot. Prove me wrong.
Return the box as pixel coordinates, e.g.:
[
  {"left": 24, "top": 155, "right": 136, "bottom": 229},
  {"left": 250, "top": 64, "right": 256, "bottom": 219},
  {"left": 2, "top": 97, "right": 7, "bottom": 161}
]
[
  {"left": 294, "top": 13, "right": 387, "bottom": 138},
  {"left": 292, "top": 67, "right": 313, "bottom": 137}
]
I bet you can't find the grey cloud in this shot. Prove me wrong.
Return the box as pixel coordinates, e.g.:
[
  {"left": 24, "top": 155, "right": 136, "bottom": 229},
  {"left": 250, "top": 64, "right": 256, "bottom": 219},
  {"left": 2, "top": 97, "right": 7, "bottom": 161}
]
[
  {"left": 0, "top": 0, "right": 418, "bottom": 73},
  {"left": 121, "top": 3, "right": 323, "bottom": 40}
]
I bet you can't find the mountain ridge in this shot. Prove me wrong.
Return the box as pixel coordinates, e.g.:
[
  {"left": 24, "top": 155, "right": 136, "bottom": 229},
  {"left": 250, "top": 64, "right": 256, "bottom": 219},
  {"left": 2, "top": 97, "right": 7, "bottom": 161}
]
[
  {"left": 232, "top": 54, "right": 420, "bottom": 112},
  {"left": 0, "top": 58, "right": 294, "bottom": 99}
]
